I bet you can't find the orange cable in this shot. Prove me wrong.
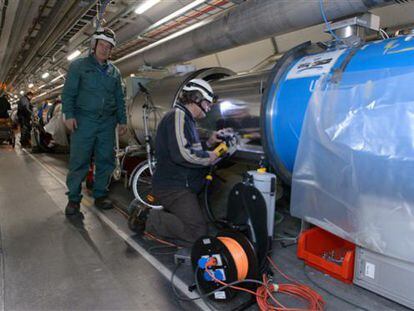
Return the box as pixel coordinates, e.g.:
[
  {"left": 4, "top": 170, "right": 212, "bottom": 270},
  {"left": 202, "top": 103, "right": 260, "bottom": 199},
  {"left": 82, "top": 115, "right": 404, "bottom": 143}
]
[
  {"left": 144, "top": 231, "right": 181, "bottom": 248},
  {"left": 217, "top": 237, "right": 249, "bottom": 281},
  {"left": 203, "top": 254, "right": 325, "bottom": 310}
]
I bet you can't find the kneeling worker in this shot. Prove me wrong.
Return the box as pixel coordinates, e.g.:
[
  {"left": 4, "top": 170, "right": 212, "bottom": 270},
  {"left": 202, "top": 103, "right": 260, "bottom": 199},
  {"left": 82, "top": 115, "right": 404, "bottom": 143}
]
[
  {"left": 135, "top": 79, "right": 222, "bottom": 247},
  {"left": 62, "top": 28, "right": 127, "bottom": 216}
]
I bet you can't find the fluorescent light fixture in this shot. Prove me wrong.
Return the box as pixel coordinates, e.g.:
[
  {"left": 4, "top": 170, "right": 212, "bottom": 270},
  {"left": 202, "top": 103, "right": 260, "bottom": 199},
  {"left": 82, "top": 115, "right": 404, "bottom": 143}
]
[
  {"left": 38, "top": 84, "right": 46, "bottom": 90},
  {"left": 20, "top": 91, "right": 24, "bottom": 95},
  {"left": 41, "top": 72, "right": 50, "bottom": 79},
  {"left": 67, "top": 50, "right": 81, "bottom": 61},
  {"left": 135, "top": 0, "right": 160, "bottom": 15},
  {"left": 52, "top": 83, "right": 64, "bottom": 91},
  {"left": 28, "top": 83, "right": 34, "bottom": 88},
  {"left": 148, "top": 0, "right": 206, "bottom": 31},
  {"left": 130, "top": 73, "right": 135, "bottom": 77},
  {"left": 51, "top": 74, "right": 64, "bottom": 83},
  {"left": 32, "top": 83, "right": 64, "bottom": 101}
]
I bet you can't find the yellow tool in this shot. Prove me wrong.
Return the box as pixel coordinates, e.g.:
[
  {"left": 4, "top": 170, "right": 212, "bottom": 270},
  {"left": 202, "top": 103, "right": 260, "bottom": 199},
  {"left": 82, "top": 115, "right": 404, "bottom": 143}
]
[{"left": 213, "top": 142, "right": 229, "bottom": 157}]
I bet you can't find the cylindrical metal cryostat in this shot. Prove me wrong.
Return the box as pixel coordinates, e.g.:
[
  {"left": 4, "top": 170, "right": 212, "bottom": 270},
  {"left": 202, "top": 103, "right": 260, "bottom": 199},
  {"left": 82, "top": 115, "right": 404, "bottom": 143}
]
[
  {"left": 125, "top": 67, "right": 272, "bottom": 163},
  {"left": 262, "top": 35, "right": 414, "bottom": 183},
  {"left": 204, "top": 71, "right": 269, "bottom": 161},
  {"left": 126, "top": 67, "right": 234, "bottom": 146}
]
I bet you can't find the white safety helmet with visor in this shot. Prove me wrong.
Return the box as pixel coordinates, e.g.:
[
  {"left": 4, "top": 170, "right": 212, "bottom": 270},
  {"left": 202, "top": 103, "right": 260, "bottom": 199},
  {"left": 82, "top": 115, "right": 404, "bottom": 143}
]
[
  {"left": 182, "top": 79, "right": 217, "bottom": 104},
  {"left": 91, "top": 27, "right": 116, "bottom": 49}
]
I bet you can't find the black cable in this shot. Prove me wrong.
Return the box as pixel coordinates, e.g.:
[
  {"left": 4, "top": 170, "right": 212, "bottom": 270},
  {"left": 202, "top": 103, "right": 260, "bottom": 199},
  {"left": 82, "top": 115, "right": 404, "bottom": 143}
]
[
  {"left": 170, "top": 264, "right": 267, "bottom": 302},
  {"left": 148, "top": 245, "right": 178, "bottom": 255},
  {"left": 204, "top": 179, "right": 219, "bottom": 225},
  {"left": 203, "top": 175, "right": 227, "bottom": 230},
  {"left": 303, "top": 264, "right": 371, "bottom": 311},
  {"left": 194, "top": 267, "right": 216, "bottom": 311}
]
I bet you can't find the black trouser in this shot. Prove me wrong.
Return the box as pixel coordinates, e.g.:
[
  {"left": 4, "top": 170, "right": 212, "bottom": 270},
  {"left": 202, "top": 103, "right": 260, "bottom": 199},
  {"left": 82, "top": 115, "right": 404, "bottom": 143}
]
[
  {"left": 145, "top": 189, "right": 208, "bottom": 247},
  {"left": 19, "top": 116, "right": 31, "bottom": 146}
]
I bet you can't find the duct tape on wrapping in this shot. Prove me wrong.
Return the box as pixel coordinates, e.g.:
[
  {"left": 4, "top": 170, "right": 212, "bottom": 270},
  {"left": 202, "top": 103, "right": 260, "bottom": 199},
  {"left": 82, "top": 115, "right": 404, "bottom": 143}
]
[{"left": 291, "top": 66, "right": 414, "bottom": 263}]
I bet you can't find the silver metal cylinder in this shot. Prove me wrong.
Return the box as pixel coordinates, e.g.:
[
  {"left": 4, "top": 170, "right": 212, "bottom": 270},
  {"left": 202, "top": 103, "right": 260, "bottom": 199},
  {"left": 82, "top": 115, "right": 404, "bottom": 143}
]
[
  {"left": 124, "top": 67, "right": 270, "bottom": 162},
  {"left": 122, "top": 67, "right": 234, "bottom": 146}
]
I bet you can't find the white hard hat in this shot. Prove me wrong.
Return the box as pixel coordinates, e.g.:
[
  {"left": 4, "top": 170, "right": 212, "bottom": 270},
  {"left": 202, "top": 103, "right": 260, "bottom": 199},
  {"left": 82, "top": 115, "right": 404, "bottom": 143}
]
[
  {"left": 91, "top": 27, "right": 116, "bottom": 48},
  {"left": 182, "top": 79, "right": 217, "bottom": 103}
]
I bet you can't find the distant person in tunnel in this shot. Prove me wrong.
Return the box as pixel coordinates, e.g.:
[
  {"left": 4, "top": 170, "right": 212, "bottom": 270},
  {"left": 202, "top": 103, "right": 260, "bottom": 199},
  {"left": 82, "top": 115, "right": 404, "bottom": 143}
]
[
  {"left": 62, "top": 28, "right": 127, "bottom": 216},
  {"left": 0, "top": 94, "right": 11, "bottom": 119},
  {"left": 17, "top": 91, "right": 33, "bottom": 148},
  {"left": 131, "top": 79, "right": 225, "bottom": 247}
]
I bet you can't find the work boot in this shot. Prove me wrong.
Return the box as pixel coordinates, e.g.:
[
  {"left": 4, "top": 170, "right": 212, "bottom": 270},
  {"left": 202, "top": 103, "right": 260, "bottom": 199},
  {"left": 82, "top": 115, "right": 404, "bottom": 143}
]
[
  {"left": 65, "top": 201, "right": 81, "bottom": 216},
  {"left": 128, "top": 205, "right": 149, "bottom": 233},
  {"left": 95, "top": 197, "right": 114, "bottom": 210}
]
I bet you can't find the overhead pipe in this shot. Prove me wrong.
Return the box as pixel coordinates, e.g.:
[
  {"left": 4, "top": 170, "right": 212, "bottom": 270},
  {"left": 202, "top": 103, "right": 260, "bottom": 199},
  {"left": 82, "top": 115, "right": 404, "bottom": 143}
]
[
  {"left": 115, "top": 0, "right": 411, "bottom": 75},
  {"left": 26, "top": 0, "right": 196, "bottom": 85},
  {"left": 0, "top": 0, "right": 45, "bottom": 83},
  {"left": 0, "top": 0, "right": 8, "bottom": 40},
  {"left": 0, "top": 0, "right": 20, "bottom": 81},
  {"left": 52, "top": 0, "right": 195, "bottom": 71},
  {"left": 8, "top": 1, "right": 93, "bottom": 86},
  {"left": 23, "top": 1, "right": 98, "bottom": 81}
]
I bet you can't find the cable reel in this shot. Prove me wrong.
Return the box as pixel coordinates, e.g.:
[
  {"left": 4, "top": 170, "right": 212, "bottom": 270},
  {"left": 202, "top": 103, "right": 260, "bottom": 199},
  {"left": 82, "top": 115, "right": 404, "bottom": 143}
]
[{"left": 191, "top": 230, "right": 260, "bottom": 302}]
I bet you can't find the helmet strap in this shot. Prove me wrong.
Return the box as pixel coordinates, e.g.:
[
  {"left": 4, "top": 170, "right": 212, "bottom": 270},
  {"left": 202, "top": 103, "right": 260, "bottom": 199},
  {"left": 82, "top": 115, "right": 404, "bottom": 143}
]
[{"left": 196, "top": 102, "right": 208, "bottom": 115}]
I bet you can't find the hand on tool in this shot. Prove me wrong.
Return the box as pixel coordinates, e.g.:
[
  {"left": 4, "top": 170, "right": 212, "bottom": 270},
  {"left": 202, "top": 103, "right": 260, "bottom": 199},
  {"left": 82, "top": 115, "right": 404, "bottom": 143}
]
[
  {"left": 207, "top": 128, "right": 234, "bottom": 147},
  {"left": 208, "top": 151, "right": 219, "bottom": 164},
  {"left": 211, "top": 130, "right": 238, "bottom": 164},
  {"left": 207, "top": 131, "right": 222, "bottom": 147}
]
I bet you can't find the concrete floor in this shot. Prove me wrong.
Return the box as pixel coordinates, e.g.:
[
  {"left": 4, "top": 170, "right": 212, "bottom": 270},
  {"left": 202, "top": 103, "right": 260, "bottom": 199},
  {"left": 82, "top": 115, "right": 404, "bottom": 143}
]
[
  {"left": 0, "top": 143, "right": 412, "bottom": 311},
  {"left": 0, "top": 144, "right": 200, "bottom": 311}
]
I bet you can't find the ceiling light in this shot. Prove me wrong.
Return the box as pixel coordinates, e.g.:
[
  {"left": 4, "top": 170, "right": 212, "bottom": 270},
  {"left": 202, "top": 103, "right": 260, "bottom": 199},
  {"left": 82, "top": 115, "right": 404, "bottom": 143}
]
[
  {"left": 130, "top": 73, "right": 135, "bottom": 77},
  {"left": 28, "top": 83, "right": 34, "bottom": 88},
  {"left": 20, "top": 91, "right": 24, "bottom": 95},
  {"left": 41, "top": 72, "right": 50, "bottom": 79},
  {"left": 14, "top": 95, "right": 18, "bottom": 99},
  {"left": 38, "top": 84, "right": 46, "bottom": 89},
  {"left": 67, "top": 50, "right": 81, "bottom": 61},
  {"left": 135, "top": 0, "right": 160, "bottom": 15},
  {"left": 148, "top": 0, "right": 206, "bottom": 31}
]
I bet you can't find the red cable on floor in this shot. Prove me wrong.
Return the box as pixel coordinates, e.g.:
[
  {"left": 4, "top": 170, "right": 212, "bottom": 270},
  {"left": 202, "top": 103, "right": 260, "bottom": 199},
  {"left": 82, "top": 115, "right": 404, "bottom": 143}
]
[
  {"left": 204, "top": 256, "right": 325, "bottom": 311},
  {"left": 144, "top": 232, "right": 181, "bottom": 248}
]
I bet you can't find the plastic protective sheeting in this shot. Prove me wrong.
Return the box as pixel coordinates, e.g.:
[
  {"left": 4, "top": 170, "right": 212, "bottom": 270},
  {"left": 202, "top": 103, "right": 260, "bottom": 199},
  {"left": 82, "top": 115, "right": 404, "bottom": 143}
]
[
  {"left": 291, "top": 68, "right": 414, "bottom": 263},
  {"left": 44, "top": 104, "right": 68, "bottom": 147}
]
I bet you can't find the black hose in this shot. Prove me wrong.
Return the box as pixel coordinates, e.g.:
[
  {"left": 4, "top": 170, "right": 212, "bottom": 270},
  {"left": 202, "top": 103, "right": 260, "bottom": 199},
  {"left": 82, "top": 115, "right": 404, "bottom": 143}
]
[{"left": 203, "top": 175, "right": 228, "bottom": 230}]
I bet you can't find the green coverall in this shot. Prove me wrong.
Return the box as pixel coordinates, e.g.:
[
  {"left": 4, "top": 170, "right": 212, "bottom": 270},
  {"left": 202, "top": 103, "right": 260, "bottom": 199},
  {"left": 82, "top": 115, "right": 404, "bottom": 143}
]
[{"left": 62, "top": 54, "right": 126, "bottom": 202}]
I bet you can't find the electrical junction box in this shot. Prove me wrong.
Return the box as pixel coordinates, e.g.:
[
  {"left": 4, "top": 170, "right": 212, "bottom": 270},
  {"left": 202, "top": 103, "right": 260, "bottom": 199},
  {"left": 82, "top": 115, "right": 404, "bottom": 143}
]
[
  {"left": 354, "top": 247, "right": 414, "bottom": 309},
  {"left": 324, "top": 13, "right": 380, "bottom": 33},
  {"left": 246, "top": 171, "right": 277, "bottom": 238},
  {"left": 124, "top": 76, "right": 151, "bottom": 101}
]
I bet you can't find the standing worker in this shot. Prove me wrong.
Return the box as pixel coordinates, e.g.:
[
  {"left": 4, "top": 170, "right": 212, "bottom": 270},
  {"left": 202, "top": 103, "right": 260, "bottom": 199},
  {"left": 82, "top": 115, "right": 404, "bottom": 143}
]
[
  {"left": 62, "top": 28, "right": 127, "bottom": 216},
  {"left": 132, "top": 79, "right": 225, "bottom": 247},
  {"left": 0, "top": 94, "right": 11, "bottom": 119},
  {"left": 17, "top": 91, "right": 33, "bottom": 148}
]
